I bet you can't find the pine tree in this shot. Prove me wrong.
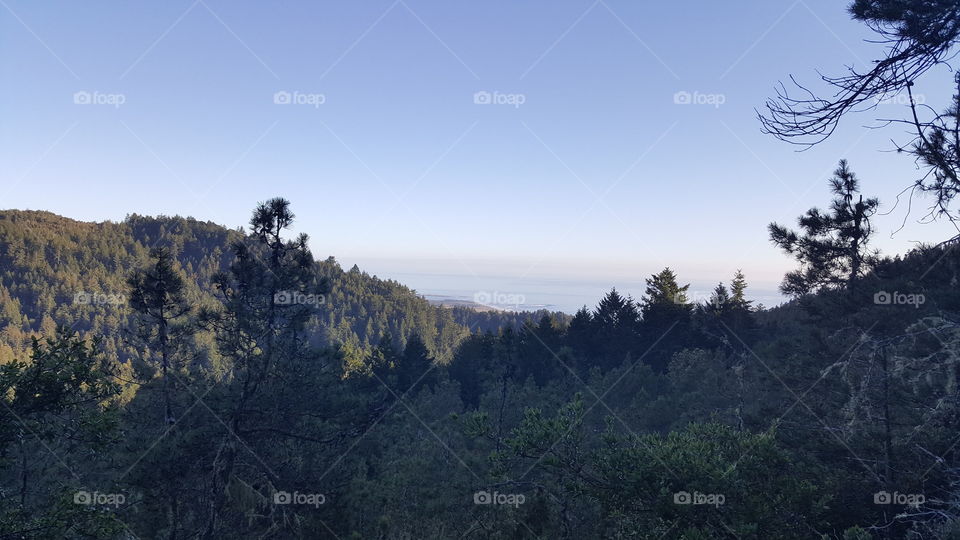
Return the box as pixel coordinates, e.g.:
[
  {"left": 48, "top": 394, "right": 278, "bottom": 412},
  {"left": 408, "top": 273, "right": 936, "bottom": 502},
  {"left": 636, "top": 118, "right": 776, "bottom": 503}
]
[
  {"left": 128, "top": 247, "right": 192, "bottom": 425},
  {"left": 769, "top": 160, "right": 880, "bottom": 295},
  {"left": 518, "top": 315, "right": 562, "bottom": 385},
  {"left": 566, "top": 306, "right": 594, "bottom": 358},
  {"left": 396, "top": 333, "right": 435, "bottom": 394},
  {"left": 199, "top": 198, "right": 335, "bottom": 537},
  {"left": 707, "top": 282, "right": 731, "bottom": 315},
  {"left": 730, "top": 269, "right": 751, "bottom": 311},
  {"left": 592, "top": 289, "right": 640, "bottom": 371},
  {"left": 724, "top": 270, "right": 756, "bottom": 348},
  {"left": 642, "top": 268, "right": 690, "bottom": 309},
  {"left": 639, "top": 268, "right": 694, "bottom": 371}
]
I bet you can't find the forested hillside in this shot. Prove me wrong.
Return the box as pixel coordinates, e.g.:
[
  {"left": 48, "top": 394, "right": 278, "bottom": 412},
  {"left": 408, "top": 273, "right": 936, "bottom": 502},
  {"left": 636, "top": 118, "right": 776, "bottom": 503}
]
[
  {"left": 2, "top": 197, "right": 960, "bottom": 538},
  {"left": 0, "top": 209, "right": 552, "bottom": 371},
  {"left": 6, "top": 1, "right": 960, "bottom": 538}
]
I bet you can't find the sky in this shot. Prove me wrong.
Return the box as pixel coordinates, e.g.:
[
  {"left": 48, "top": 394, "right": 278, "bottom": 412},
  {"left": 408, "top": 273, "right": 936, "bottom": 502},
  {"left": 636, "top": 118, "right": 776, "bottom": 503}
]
[{"left": 1, "top": 1, "right": 957, "bottom": 311}]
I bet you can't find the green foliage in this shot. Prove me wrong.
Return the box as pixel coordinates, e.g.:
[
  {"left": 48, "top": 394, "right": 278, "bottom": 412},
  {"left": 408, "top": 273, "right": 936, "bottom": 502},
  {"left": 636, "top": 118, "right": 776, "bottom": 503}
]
[
  {"left": 3, "top": 203, "right": 960, "bottom": 538},
  {"left": 0, "top": 329, "right": 122, "bottom": 538},
  {"left": 770, "top": 160, "right": 880, "bottom": 296}
]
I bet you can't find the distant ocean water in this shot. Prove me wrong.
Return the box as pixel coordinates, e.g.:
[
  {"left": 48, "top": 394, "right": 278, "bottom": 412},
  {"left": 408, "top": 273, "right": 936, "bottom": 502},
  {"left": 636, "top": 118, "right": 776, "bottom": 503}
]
[{"left": 373, "top": 271, "right": 787, "bottom": 315}]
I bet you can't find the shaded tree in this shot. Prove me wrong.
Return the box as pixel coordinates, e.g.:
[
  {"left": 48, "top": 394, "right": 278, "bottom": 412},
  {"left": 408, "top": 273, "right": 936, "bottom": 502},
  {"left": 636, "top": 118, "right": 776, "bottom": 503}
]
[
  {"left": 769, "top": 160, "right": 880, "bottom": 295},
  {"left": 592, "top": 289, "right": 639, "bottom": 371},
  {"left": 0, "top": 329, "right": 122, "bottom": 539},
  {"left": 395, "top": 333, "right": 436, "bottom": 394},
  {"left": 760, "top": 0, "right": 960, "bottom": 237},
  {"left": 128, "top": 247, "right": 193, "bottom": 425},
  {"left": 639, "top": 268, "right": 694, "bottom": 371}
]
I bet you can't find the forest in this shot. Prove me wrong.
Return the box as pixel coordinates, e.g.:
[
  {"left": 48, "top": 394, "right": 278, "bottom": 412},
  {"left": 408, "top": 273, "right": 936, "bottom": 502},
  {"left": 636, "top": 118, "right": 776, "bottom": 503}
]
[
  {"left": 1, "top": 190, "right": 959, "bottom": 538},
  {"left": 4, "top": 0, "right": 960, "bottom": 538}
]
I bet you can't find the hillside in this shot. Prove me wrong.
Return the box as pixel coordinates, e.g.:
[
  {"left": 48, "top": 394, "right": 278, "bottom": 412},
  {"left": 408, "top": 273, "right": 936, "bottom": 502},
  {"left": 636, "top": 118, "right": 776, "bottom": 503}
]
[
  {"left": 4, "top": 205, "right": 960, "bottom": 538},
  {"left": 0, "top": 210, "right": 554, "bottom": 367}
]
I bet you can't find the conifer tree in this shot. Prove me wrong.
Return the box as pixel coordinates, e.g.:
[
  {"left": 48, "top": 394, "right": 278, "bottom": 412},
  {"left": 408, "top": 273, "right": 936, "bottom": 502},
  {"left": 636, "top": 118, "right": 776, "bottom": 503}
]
[
  {"left": 566, "top": 306, "right": 594, "bottom": 359},
  {"left": 592, "top": 289, "right": 639, "bottom": 370},
  {"left": 128, "top": 247, "right": 193, "bottom": 425},
  {"left": 640, "top": 268, "right": 692, "bottom": 323},
  {"left": 639, "top": 268, "right": 694, "bottom": 371},
  {"left": 724, "top": 270, "right": 756, "bottom": 348},
  {"left": 769, "top": 160, "right": 880, "bottom": 295},
  {"left": 396, "top": 333, "right": 435, "bottom": 394},
  {"left": 706, "top": 282, "right": 731, "bottom": 315},
  {"left": 730, "top": 269, "right": 751, "bottom": 311},
  {"left": 200, "top": 198, "right": 334, "bottom": 537}
]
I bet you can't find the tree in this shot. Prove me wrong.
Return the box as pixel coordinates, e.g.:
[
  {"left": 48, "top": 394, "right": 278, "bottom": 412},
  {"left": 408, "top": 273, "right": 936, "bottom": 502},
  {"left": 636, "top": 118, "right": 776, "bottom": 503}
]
[
  {"left": 729, "top": 270, "right": 751, "bottom": 312},
  {"left": 517, "top": 315, "right": 562, "bottom": 385},
  {"left": 395, "top": 333, "right": 435, "bottom": 394},
  {"left": 592, "top": 289, "right": 639, "bottom": 371},
  {"left": 128, "top": 247, "right": 192, "bottom": 425},
  {"left": 199, "top": 198, "right": 347, "bottom": 537},
  {"left": 641, "top": 268, "right": 690, "bottom": 311},
  {"left": 639, "top": 268, "right": 694, "bottom": 371},
  {"left": 126, "top": 248, "right": 197, "bottom": 538},
  {"left": 447, "top": 332, "right": 496, "bottom": 409},
  {"left": 706, "top": 282, "right": 731, "bottom": 316},
  {"left": 760, "top": 0, "right": 960, "bottom": 238},
  {"left": 725, "top": 270, "right": 757, "bottom": 347},
  {"left": 769, "top": 160, "right": 880, "bottom": 295},
  {"left": 566, "top": 306, "right": 594, "bottom": 355},
  {"left": 494, "top": 396, "right": 829, "bottom": 538},
  {"left": 0, "top": 329, "right": 122, "bottom": 539}
]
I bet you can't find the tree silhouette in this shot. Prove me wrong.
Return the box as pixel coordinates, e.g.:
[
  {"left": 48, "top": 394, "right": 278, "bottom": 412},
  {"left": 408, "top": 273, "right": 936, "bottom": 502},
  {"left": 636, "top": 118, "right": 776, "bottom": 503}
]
[
  {"left": 769, "top": 160, "right": 879, "bottom": 295},
  {"left": 593, "top": 289, "right": 639, "bottom": 370},
  {"left": 760, "top": 0, "right": 960, "bottom": 238},
  {"left": 128, "top": 247, "right": 192, "bottom": 425},
  {"left": 395, "top": 333, "right": 435, "bottom": 394},
  {"left": 640, "top": 268, "right": 694, "bottom": 371}
]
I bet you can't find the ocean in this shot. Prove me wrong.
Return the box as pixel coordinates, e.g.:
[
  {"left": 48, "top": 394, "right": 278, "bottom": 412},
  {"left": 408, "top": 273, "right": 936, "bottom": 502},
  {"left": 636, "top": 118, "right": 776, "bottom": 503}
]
[{"left": 370, "top": 270, "right": 786, "bottom": 315}]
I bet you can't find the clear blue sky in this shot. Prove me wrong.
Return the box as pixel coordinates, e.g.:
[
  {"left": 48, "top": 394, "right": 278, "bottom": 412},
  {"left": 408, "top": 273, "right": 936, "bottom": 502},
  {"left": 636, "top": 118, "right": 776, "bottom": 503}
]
[{"left": 1, "top": 0, "right": 956, "bottom": 306}]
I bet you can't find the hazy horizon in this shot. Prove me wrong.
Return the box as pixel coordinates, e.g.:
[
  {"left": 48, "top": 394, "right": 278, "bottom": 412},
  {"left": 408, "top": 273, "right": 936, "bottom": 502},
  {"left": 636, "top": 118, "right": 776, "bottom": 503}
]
[
  {"left": 2, "top": 0, "right": 957, "bottom": 296},
  {"left": 2, "top": 204, "right": 789, "bottom": 313},
  {"left": 4, "top": 2, "right": 960, "bottom": 538}
]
